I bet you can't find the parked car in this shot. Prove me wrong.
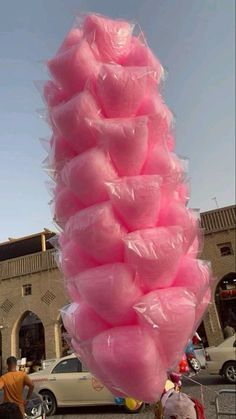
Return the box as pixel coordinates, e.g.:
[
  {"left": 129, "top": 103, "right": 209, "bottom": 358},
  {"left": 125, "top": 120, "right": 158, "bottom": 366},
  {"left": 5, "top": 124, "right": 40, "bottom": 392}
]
[
  {"left": 194, "top": 342, "right": 206, "bottom": 368},
  {"left": 30, "top": 354, "right": 143, "bottom": 416},
  {"left": 205, "top": 335, "right": 236, "bottom": 383}
]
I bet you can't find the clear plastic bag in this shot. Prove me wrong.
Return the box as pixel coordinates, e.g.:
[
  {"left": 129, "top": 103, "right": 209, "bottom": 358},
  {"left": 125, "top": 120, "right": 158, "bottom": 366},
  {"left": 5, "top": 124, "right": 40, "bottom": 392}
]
[
  {"left": 134, "top": 287, "right": 197, "bottom": 369},
  {"left": 90, "top": 116, "right": 149, "bottom": 176},
  {"left": 51, "top": 90, "right": 101, "bottom": 153},
  {"left": 106, "top": 175, "right": 162, "bottom": 231},
  {"left": 95, "top": 64, "right": 158, "bottom": 117},
  {"left": 73, "top": 263, "right": 142, "bottom": 326},
  {"left": 61, "top": 147, "right": 117, "bottom": 206},
  {"left": 124, "top": 226, "right": 184, "bottom": 291},
  {"left": 41, "top": 12, "right": 213, "bottom": 403},
  {"left": 48, "top": 39, "right": 100, "bottom": 96},
  {"left": 65, "top": 202, "right": 127, "bottom": 263}
]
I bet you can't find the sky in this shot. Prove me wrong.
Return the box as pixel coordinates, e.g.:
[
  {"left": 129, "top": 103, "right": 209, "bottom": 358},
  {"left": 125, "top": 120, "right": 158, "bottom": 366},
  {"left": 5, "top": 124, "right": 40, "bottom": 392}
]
[{"left": 0, "top": 0, "right": 235, "bottom": 242}]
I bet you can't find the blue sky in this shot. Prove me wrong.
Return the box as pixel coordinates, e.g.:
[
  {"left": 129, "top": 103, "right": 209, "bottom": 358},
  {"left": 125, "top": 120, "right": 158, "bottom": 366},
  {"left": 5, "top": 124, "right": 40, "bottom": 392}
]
[{"left": 0, "top": 0, "right": 235, "bottom": 242}]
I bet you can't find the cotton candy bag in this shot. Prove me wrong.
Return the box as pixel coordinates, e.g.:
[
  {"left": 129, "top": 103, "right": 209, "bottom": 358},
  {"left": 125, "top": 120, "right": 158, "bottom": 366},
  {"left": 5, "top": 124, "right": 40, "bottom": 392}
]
[{"left": 42, "top": 12, "right": 213, "bottom": 404}]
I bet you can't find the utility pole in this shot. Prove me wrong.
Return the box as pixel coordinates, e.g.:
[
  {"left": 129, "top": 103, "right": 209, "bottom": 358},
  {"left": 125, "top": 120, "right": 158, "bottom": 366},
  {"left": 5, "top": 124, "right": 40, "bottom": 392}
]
[{"left": 212, "top": 197, "right": 219, "bottom": 209}]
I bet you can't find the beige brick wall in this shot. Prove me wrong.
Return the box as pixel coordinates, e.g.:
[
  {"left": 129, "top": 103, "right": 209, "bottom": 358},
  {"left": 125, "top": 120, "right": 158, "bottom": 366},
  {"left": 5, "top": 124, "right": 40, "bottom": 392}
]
[
  {"left": 0, "top": 268, "right": 68, "bottom": 371},
  {"left": 201, "top": 229, "right": 236, "bottom": 345}
]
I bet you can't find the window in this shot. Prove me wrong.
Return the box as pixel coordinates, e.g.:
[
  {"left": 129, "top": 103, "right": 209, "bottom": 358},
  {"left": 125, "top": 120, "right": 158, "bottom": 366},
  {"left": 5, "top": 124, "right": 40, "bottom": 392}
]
[
  {"left": 22, "top": 284, "right": 32, "bottom": 296},
  {"left": 52, "top": 358, "right": 82, "bottom": 374},
  {"left": 217, "top": 242, "right": 233, "bottom": 257}
]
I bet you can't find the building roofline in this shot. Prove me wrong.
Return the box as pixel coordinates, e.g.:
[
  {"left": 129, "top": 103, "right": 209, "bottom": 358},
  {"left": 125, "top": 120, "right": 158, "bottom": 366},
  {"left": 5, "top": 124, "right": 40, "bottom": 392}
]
[
  {"left": 0, "top": 229, "right": 55, "bottom": 247},
  {"left": 200, "top": 204, "right": 235, "bottom": 216}
]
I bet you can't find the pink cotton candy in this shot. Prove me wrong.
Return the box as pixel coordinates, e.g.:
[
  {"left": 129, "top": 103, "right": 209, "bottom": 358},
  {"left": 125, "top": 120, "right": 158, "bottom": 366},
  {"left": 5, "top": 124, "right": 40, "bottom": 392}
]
[
  {"left": 60, "top": 238, "right": 96, "bottom": 278},
  {"left": 65, "top": 202, "right": 127, "bottom": 263},
  {"left": 72, "top": 338, "right": 127, "bottom": 397},
  {"left": 64, "top": 278, "right": 81, "bottom": 303},
  {"left": 43, "top": 13, "right": 209, "bottom": 402},
  {"left": 43, "top": 80, "right": 68, "bottom": 107},
  {"left": 74, "top": 263, "right": 142, "bottom": 326},
  {"left": 173, "top": 257, "right": 211, "bottom": 302},
  {"left": 54, "top": 185, "right": 84, "bottom": 227},
  {"left": 96, "top": 64, "right": 157, "bottom": 117},
  {"left": 57, "top": 28, "right": 83, "bottom": 54},
  {"left": 48, "top": 40, "right": 100, "bottom": 95},
  {"left": 52, "top": 90, "right": 101, "bottom": 153},
  {"left": 49, "top": 133, "right": 77, "bottom": 170},
  {"left": 138, "top": 92, "right": 173, "bottom": 125},
  {"left": 158, "top": 201, "right": 199, "bottom": 252},
  {"left": 92, "top": 116, "right": 148, "bottom": 176},
  {"left": 135, "top": 288, "right": 196, "bottom": 369},
  {"left": 124, "top": 226, "right": 184, "bottom": 291},
  {"left": 123, "top": 36, "right": 163, "bottom": 82},
  {"left": 107, "top": 175, "right": 162, "bottom": 231},
  {"left": 92, "top": 326, "right": 167, "bottom": 402},
  {"left": 83, "top": 14, "right": 133, "bottom": 63},
  {"left": 62, "top": 148, "right": 117, "bottom": 206},
  {"left": 143, "top": 144, "right": 183, "bottom": 182},
  {"left": 61, "top": 302, "right": 109, "bottom": 341}
]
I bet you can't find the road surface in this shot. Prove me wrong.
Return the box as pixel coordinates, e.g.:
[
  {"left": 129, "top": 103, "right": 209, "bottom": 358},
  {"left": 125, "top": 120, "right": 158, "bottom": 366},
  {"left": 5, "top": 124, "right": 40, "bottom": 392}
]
[{"left": 50, "top": 371, "right": 235, "bottom": 419}]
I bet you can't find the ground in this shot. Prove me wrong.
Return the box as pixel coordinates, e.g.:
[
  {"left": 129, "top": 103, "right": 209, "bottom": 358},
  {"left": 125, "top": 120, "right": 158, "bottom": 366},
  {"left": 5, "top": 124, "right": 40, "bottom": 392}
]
[
  {"left": 50, "top": 371, "right": 236, "bottom": 419},
  {"left": 0, "top": 371, "right": 235, "bottom": 418}
]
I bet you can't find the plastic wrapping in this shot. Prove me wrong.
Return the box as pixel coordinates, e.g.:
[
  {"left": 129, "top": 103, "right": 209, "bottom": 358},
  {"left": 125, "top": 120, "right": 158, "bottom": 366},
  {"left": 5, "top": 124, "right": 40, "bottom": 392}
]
[
  {"left": 48, "top": 39, "right": 100, "bottom": 95},
  {"left": 172, "top": 257, "right": 211, "bottom": 303},
  {"left": 124, "top": 226, "right": 184, "bottom": 291},
  {"left": 51, "top": 90, "right": 101, "bottom": 153},
  {"left": 83, "top": 14, "right": 134, "bottom": 63},
  {"left": 53, "top": 184, "right": 84, "bottom": 227},
  {"left": 62, "top": 148, "right": 117, "bottom": 206},
  {"left": 95, "top": 64, "right": 158, "bottom": 117},
  {"left": 73, "top": 263, "right": 142, "bottom": 326},
  {"left": 89, "top": 326, "right": 167, "bottom": 402},
  {"left": 61, "top": 302, "right": 110, "bottom": 341},
  {"left": 91, "top": 116, "right": 149, "bottom": 176},
  {"left": 59, "top": 235, "right": 96, "bottom": 278},
  {"left": 41, "top": 12, "right": 213, "bottom": 404},
  {"left": 65, "top": 202, "right": 127, "bottom": 263},
  {"left": 106, "top": 175, "right": 162, "bottom": 231},
  {"left": 134, "top": 287, "right": 196, "bottom": 369}
]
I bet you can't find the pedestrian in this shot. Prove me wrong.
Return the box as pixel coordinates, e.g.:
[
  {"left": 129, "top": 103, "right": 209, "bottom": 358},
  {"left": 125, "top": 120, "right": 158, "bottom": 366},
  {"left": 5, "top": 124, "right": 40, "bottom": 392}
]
[
  {"left": 223, "top": 323, "right": 235, "bottom": 339},
  {"left": 0, "top": 356, "right": 34, "bottom": 418},
  {"left": 0, "top": 402, "right": 22, "bottom": 419}
]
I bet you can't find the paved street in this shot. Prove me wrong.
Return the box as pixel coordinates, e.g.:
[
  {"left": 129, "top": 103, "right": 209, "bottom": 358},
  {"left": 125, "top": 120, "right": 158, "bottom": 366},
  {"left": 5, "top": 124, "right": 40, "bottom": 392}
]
[
  {"left": 51, "top": 371, "right": 236, "bottom": 419},
  {"left": 0, "top": 371, "right": 235, "bottom": 418}
]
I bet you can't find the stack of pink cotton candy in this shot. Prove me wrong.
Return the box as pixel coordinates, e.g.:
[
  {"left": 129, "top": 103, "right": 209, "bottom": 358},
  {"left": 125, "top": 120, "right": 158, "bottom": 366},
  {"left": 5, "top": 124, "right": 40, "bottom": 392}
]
[{"left": 42, "top": 13, "right": 213, "bottom": 403}]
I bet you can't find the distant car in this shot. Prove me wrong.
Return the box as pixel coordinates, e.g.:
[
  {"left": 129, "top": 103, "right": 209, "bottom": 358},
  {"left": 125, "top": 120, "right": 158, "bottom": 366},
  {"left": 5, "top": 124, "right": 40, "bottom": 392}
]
[
  {"left": 194, "top": 343, "right": 206, "bottom": 368},
  {"left": 205, "top": 335, "right": 236, "bottom": 383},
  {"left": 30, "top": 354, "right": 143, "bottom": 416}
]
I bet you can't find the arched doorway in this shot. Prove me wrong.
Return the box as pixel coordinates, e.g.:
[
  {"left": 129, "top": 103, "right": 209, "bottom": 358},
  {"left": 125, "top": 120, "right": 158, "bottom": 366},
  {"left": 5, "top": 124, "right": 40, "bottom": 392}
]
[
  {"left": 18, "top": 311, "right": 45, "bottom": 364},
  {"left": 215, "top": 273, "right": 236, "bottom": 331}
]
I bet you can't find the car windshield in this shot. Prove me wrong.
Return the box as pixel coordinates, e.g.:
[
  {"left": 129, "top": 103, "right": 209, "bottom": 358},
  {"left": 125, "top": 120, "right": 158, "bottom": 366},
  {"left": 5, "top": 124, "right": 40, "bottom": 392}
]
[{"left": 52, "top": 358, "right": 82, "bottom": 374}]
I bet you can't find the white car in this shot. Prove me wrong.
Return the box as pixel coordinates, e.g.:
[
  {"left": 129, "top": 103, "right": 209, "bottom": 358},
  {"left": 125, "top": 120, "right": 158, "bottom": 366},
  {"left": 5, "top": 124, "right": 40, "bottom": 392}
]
[
  {"left": 30, "top": 354, "right": 143, "bottom": 416},
  {"left": 205, "top": 335, "right": 236, "bottom": 383}
]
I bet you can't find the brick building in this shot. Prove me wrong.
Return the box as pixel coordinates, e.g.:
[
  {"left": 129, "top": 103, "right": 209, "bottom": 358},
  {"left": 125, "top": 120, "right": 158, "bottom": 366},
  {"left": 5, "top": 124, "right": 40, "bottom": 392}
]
[
  {"left": 0, "top": 205, "right": 235, "bottom": 373},
  {"left": 0, "top": 230, "right": 69, "bottom": 374}
]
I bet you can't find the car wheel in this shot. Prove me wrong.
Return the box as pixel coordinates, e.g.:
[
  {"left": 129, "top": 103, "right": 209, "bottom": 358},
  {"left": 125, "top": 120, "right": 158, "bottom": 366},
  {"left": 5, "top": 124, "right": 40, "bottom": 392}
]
[
  {"left": 223, "top": 362, "right": 236, "bottom": 384},
  {"left": 40, "top": 390, "right": 57, "bottom": 416},
  {"left": 124, "top": 398, "right": 144, "bottom": 414},
  {"left": 189, "top": 358, "right": 201, "bottom": 372}
]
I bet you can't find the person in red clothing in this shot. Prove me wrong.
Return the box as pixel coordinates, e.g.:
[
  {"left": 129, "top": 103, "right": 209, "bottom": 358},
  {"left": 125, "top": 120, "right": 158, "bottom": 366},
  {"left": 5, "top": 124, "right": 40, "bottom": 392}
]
[{"left": 0, "top": 356, "right": 34, "bottom": 418}]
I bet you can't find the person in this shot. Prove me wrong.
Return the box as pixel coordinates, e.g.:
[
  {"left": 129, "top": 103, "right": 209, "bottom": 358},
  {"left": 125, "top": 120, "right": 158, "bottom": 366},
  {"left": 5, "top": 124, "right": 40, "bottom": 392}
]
[
  {"left": 0, "top": 402, "right": 22, "bottom": 419},
  {"left": 0, "top": 356, "right": 34, "bottom": 418},
  {"left": 223, "top": 322, "right": 235, "bottom": 339}
]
